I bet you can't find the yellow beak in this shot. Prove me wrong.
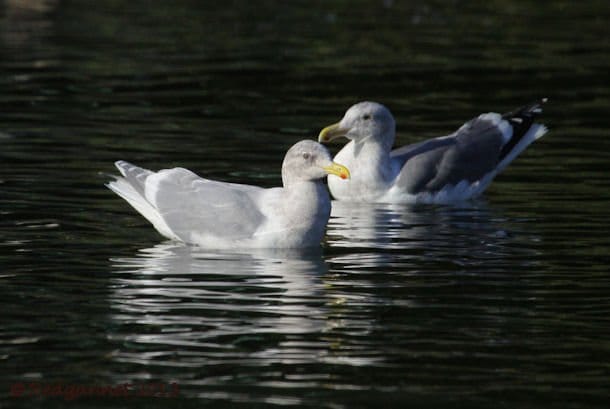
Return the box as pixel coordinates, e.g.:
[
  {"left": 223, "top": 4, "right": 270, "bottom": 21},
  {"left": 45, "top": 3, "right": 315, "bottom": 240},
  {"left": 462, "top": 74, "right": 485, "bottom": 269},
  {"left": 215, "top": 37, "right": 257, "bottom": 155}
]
[
  {"left": 318, "top": 122, "right": 349, "bottom": 143},
  {"left": 323, "top": 162, "right": 350, "bottom": 180}
]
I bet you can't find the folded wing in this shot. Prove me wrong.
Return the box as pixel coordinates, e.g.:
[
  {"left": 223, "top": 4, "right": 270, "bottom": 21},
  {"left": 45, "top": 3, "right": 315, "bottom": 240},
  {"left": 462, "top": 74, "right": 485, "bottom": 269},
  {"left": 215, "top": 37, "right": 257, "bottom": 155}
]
[
  {"left": 391, "top": 99, "right": 547, "bottom": 195},
  {"left": 107, "top": 161, "right": 266, "bottom": 242}
]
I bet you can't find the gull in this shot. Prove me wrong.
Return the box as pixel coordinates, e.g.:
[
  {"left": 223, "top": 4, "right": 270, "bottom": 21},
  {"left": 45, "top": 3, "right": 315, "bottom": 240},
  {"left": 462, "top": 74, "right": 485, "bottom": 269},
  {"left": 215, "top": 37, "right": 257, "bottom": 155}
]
[
  {"left": 107, "top": 140, "right": 349, "bottom": 248},
  {"left": 319, "top": 99, "right": 547, "bottom": 204}
]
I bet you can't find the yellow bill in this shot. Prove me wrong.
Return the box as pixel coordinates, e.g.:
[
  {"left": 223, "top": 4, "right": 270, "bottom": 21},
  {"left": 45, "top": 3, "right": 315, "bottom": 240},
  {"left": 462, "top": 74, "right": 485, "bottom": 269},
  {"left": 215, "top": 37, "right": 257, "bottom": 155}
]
[
  {"left": 323, "top": 162, "right": 350, "bottom": 180},
  {"left": 318, "top": 122, "right": 349, "bottom": 143}
]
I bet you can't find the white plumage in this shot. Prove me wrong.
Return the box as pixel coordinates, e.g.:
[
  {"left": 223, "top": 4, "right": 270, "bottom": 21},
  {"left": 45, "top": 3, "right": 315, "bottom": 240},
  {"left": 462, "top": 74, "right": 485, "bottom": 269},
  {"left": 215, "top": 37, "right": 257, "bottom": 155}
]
[{"left": 107, "top": 140, "right": 350, "bottom": 248}]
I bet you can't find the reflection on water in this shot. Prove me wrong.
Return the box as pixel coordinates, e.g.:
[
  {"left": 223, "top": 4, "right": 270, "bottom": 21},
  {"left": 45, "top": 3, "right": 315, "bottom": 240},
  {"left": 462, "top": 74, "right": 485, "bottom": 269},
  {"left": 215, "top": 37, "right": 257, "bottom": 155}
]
[
  {"left": 103, "top": 204, "right": 551, "bottom": 404},
  {"left": 110, "top": 244, "right": 374, "bottom": 362},
  {"left": 2, "top": 0, "right": 610, "bottom": 407},
  {"left": 110, "top": 244, "right": 330, "bottom": 360},
  {"left": 328, "top": 200, "right": 510, "bottom": 246},
  {"left": 107, "top": 244, "right": 389, "bottom": 402},
  {"left": 327, "top": 200, "right": 540, "bottom": 269}
]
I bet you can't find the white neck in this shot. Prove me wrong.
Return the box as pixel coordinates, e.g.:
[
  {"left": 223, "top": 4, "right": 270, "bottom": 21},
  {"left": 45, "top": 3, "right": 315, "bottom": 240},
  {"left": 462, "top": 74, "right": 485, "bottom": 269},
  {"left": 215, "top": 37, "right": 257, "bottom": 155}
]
[
  {"left": 354, "top": 138, "right": 394, "bottom": 183},
  {"left": 328, "top": 138, "right": 395, "bottom": 201},
  {"left": 277, "top": 181, "right": 331, "bottom": 243}
]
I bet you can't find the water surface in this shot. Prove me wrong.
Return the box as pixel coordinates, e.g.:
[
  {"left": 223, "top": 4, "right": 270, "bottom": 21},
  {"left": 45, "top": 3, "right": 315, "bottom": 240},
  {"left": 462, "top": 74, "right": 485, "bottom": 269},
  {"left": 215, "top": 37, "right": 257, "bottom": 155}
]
[{"left": 1, "top": 1, "right": 609, "bottom": 408}]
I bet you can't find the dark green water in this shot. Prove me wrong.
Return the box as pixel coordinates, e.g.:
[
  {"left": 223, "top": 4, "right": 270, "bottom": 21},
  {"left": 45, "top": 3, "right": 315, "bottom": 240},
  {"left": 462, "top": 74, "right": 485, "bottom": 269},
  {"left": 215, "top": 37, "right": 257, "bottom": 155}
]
[{"left": 1, "top": 1, "right": 609, "bottom": 408}]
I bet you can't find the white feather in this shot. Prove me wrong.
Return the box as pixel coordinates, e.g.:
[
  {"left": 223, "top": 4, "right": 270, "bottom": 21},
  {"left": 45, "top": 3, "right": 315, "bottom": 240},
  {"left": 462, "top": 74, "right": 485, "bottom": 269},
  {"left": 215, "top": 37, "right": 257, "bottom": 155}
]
[
  {"left": 106, "top": 178, "right": 179, "bottom": 240},
  {"left": 496, "top": 124, "right": 547, "bottom": 174}
]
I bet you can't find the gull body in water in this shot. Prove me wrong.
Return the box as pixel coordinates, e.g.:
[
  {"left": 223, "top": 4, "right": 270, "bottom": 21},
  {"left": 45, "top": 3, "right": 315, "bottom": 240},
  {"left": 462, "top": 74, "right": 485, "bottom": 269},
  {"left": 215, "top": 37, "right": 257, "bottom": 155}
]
[
  {"left": 107, "top": 140, "right": 349, "bottom": 248},
  {"left": 319, "top": 100, "right": 547, "bottom": 204}
]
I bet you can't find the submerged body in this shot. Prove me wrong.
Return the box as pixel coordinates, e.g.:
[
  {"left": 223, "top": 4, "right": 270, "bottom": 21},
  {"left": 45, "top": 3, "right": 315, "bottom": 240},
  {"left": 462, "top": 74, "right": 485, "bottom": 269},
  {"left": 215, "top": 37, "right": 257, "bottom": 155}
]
[
  {"left": 319, "top": 100, "right": 548, "bottom": 204},
  {"left": 107, "top": 140, "right": 349, "bottom": 249}
]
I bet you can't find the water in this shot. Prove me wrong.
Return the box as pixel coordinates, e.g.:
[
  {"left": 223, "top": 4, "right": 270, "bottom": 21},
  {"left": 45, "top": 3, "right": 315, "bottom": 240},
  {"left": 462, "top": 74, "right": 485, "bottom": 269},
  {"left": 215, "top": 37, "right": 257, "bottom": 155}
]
[{"left": 1, "top": 1, "right": 609, "bottom": 408}]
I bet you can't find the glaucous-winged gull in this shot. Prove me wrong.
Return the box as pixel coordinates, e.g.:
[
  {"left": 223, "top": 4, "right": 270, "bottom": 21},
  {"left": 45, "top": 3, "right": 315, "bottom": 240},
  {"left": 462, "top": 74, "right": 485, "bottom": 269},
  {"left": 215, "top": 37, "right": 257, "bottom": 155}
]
[
  {"left": 107, "top": 140, "right": 349, "bottom": 248},
  {"left": 319, "top": 100, "right": 547, "bottom": 204}
]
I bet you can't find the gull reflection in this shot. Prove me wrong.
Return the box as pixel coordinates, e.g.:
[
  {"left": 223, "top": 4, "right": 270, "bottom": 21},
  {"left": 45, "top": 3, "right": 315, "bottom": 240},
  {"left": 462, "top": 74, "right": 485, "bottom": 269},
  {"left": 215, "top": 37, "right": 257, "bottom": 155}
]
[
  {"left": 108, "top": 244, "right": 336, "bottom": 368},
  {"left": 326, "top": 200, "right": 541, "bottom": 269}
]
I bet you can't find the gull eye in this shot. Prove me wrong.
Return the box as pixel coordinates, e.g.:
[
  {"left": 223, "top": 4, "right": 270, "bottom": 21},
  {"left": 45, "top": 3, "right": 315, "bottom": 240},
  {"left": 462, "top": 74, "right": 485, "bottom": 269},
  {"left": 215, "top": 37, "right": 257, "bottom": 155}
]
[
  {"left": 362, "top": 114, "right": 371, "bottom": 120},
  {"left": 302, "top": 152, "right": 311, "bottom": 160}
]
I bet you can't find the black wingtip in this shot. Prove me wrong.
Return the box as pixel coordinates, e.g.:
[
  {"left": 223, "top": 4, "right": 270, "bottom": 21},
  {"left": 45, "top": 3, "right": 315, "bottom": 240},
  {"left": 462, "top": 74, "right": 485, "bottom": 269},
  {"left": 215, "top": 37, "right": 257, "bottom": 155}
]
[
  {"left": 530, "top": 97, "right": 548, "bottom": 114},
  {"left": 498, "top": 98, "right": 547, "bottom": 162},
  {"left": 503, "top": 98, "right": 548, "bottom": 120}
]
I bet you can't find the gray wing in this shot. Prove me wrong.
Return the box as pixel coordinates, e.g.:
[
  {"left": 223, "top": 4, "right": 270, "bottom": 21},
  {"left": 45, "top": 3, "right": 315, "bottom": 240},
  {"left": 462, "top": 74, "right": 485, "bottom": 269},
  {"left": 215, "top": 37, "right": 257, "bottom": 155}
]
[
  {"left": 116, "top": 161, "right": 267, "bottom": 241},
  {"left": 391, "top": 114, "right": 507, "bottom": 194}
]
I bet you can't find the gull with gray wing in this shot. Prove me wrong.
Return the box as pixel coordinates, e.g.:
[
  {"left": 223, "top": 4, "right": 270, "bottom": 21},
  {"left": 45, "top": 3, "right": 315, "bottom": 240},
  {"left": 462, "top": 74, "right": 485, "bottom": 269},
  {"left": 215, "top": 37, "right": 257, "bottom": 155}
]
[{"left": 319, "top": 100, "right": 548, "bottom": 204}]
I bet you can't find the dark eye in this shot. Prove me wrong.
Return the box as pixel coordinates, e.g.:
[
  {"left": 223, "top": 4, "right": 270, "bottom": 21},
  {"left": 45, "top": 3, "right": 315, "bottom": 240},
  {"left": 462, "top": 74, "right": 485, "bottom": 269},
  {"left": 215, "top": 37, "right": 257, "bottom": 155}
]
[
  {"left": 302, "top": 152, "right": 311, "bottom": 160},
  {"left": 362, "top": 114, "right": 371, "bottom": 120}
]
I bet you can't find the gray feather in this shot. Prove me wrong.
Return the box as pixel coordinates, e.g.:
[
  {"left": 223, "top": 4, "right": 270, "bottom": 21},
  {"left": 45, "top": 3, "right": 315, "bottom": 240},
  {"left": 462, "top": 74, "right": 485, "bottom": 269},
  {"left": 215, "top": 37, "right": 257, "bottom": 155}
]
[
  {"left": 147, "top": 168, "right": 266, "bottom": 241},
  {"left": 393, "top": 116, "right": 506, "bottom": 194}
]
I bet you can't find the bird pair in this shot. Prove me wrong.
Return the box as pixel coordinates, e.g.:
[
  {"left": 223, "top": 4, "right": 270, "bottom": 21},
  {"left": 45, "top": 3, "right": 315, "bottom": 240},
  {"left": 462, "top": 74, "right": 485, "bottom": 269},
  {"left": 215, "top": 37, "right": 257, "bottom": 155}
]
[{"left": 108, "top": 100, "right": 547, "bottom": 249}]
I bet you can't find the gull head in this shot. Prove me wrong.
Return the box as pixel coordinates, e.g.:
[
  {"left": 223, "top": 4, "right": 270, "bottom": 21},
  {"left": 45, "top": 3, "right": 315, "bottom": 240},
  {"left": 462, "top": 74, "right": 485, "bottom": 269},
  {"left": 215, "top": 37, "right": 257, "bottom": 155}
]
[
  {"left": 282, "top": 140, "right": 350, "bottom": 186},
  {"left": 318, "top": 101, "right": 396, "bottom": 147}
]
